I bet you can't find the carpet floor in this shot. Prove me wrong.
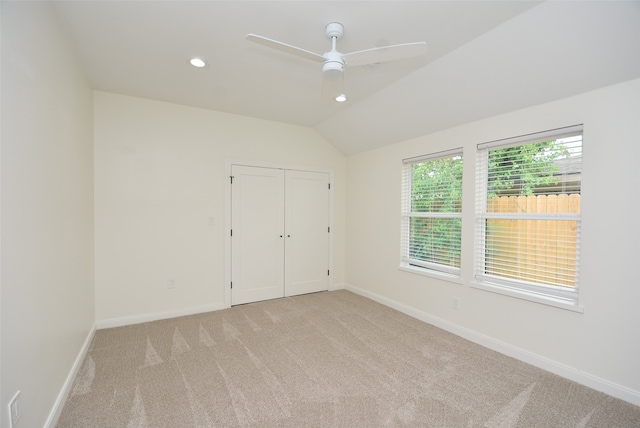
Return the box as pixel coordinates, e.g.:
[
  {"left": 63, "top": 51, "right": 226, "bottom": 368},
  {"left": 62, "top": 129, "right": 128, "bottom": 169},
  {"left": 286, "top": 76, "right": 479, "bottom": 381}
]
[{"left": 56, "top": 290, "right": 640, "bottom": 427}]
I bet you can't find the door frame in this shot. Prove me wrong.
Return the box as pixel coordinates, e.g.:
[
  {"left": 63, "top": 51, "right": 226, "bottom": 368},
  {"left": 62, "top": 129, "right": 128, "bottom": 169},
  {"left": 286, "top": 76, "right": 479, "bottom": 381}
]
[{"left": 224, "top": 158, "right": 334, "bottom": 307}]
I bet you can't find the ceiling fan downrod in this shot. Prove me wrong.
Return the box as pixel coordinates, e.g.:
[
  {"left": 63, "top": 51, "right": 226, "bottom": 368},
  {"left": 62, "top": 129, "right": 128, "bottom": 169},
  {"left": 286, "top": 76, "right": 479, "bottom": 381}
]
[{"left": 323, "top": 22, "right": 345, "bottom": 78}]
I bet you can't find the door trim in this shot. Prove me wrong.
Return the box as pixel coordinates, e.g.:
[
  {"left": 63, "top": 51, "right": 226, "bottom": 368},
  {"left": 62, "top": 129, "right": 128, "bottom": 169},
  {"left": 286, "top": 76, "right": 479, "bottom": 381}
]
[{"left": 224, "top": 158, "right": 334, "bottom": 307}]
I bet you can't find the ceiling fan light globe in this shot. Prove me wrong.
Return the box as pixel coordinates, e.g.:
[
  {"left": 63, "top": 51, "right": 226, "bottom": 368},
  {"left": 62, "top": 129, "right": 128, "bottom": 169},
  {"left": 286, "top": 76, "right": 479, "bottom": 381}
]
[{"left": 189, "top": 58, "right": 206, "bottom": 68}]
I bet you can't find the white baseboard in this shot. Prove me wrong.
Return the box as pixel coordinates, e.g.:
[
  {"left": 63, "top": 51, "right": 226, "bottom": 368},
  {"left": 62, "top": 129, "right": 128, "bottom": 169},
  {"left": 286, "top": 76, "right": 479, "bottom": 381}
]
[
  {"left": 96, "top": 303, "right": 227, "bottom": 329},
  {"left": 344, "top": 283, "right": 640, "bottom": 407},
  {"left": 45, "top": 322, "right": 96, "bottom": 428}
]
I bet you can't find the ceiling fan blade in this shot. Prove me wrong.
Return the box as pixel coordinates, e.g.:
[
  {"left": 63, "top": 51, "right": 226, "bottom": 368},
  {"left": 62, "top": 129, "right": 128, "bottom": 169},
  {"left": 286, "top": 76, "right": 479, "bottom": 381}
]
[
  {"left": 246, "top": 34, "right": 325, "bottom": 63},
  {"left": 343, "top": 42, "right": 427, "bottom": 67}
]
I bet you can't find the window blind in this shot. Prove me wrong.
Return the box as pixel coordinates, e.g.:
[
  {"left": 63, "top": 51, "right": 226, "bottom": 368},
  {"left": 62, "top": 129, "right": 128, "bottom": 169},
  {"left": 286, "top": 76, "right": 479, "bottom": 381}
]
[
  {"left": 475, "top": 125, "right": 582, "bottom": 304},
  {"left": 401, "top": 149, "right": 463, "bottom": 275}
]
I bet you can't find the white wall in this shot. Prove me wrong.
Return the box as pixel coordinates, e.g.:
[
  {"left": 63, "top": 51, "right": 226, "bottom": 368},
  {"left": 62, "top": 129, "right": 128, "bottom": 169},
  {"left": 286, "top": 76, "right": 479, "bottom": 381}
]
[
  {"left": 1, "top": 2, "right": 95, "bottom": 427},
  {"left": 94, "top": 92, "right": 346, "bottom": 322},
  {"left": 346, "top": 78, "right": 640, "bottom": 404}
]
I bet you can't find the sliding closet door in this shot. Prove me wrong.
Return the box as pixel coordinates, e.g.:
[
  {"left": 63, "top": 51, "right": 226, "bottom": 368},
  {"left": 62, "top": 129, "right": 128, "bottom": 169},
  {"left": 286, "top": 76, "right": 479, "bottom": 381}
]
[
  {"left": 231, "top": 165, "right": 285, "bottom": 305},
  {"left": 285, "top": 170, "right": 330, "bottom": 296}
]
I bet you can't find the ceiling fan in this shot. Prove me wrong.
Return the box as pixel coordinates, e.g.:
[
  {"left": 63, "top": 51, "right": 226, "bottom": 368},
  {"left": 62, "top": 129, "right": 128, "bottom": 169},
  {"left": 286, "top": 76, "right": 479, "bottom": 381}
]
[{"left": 246, "top": 22, "right": 427, "bottom": 102}]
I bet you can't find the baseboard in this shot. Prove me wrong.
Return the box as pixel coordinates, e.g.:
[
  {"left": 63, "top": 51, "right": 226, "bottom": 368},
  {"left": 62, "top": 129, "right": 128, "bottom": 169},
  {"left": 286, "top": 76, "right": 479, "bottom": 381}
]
[
  {"left": 96, "top": 303, "right": 227, "bottom": 329},
  {"left": 44, "top": 322, "right": 97, "bottom": 428},
  {"left": 344, "top": 283, "right": 640, "bottom": 407}
]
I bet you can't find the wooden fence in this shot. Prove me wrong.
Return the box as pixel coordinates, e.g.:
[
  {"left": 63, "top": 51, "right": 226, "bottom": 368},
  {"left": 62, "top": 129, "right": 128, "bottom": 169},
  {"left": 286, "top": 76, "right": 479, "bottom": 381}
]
[{"left": 485, "top": 194, "right": 580, "bottom": 288}]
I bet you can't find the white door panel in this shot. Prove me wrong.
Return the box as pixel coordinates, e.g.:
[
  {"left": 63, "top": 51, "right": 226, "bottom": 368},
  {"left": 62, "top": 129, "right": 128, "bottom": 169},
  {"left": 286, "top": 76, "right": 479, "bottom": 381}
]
[
  {"left": 231, "top": 166, "right": 285, "bottom": 305},
  {"left": 285, "top": 171, "right": 330, "bottom": 296}
]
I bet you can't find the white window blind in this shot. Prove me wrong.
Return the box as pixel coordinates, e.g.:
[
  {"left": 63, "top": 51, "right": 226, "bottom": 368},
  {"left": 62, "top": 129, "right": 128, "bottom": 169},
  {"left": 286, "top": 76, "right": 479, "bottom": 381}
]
[
  {"left": 401, "top": 149, "right": 463, "bottom": 276},
  {"left": 475, "top": 125, "right": 583, "bottom": 306}
]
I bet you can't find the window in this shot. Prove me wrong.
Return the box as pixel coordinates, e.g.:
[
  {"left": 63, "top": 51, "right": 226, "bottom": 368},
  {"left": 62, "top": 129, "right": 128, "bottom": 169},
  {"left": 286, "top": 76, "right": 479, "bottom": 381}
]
[
  {"left": 401, "top": 148, "right": 463, "bottom": 277},
  {"left": 474, "top": 125, "right": 583, "bottom": 309}
]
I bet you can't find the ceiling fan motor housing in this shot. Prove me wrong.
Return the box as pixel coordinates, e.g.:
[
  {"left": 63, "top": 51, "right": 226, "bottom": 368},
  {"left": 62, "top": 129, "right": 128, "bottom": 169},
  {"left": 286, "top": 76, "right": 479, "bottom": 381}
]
[{"left": 323, "top": 50, "right": 345, "bottom": 78}]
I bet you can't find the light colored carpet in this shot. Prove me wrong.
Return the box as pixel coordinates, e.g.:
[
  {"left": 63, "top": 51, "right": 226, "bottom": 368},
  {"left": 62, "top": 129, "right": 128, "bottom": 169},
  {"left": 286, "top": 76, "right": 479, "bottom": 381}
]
[{"left": 56, "top": 290, "right": 640, "bottom": 427}]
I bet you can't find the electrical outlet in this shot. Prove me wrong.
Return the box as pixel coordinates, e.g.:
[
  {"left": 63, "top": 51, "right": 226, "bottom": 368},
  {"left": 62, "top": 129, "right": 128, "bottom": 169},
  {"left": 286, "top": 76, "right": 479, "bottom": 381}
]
[
  {"left": 8, "top": 390, "right": 21, "bottom": 428},
  {"left": 168, "top": 279, "right": 175, "bottom": 289},
  {"left": 452, "top": 297, "right": 460, "bottom": 310}
]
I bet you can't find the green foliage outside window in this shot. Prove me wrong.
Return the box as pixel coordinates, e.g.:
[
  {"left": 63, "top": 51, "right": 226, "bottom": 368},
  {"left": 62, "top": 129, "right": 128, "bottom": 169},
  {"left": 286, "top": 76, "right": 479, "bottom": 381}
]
[
  {"left": 488, "top": 141, "right": 569, "bottom": 197},
  {"left": 411, "top": 157, "right": 463, "bottom": 212},
  {"left": 410, "top": 156, "right": 462, "bottom": 268}
]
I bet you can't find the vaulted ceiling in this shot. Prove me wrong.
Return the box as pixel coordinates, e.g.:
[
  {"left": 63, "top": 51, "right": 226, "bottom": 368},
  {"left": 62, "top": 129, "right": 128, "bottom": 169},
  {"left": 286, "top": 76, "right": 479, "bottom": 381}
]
[{"left": 53, "top": 1, "right": 640, "bottom": 155}]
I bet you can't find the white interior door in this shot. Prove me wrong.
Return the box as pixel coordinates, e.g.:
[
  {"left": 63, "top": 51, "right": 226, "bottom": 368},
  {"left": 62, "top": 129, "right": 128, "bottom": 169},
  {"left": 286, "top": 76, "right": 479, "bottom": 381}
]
[
  {"left": 285, "top": 170, "right": 330, "bottom": 297},
  {"left": 231, "top": 165, "right": 285, "bottom": 305}
]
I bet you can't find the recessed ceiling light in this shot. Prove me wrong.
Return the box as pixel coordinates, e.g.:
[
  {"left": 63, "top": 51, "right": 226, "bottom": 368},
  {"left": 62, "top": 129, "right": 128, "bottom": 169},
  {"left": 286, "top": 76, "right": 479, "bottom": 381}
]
[
  {"left": 189, "top": 58, "right": 206, "bottom": 68},
  {"left": 335, "top": 94, "right": 347, "bottom": 103}
]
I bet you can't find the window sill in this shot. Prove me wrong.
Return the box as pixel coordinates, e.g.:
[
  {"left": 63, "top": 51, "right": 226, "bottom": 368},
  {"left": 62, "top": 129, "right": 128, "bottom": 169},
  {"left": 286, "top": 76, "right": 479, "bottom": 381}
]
[
  {"left": 399, "top": 265, "right": 463, "bottom": 285},
  {"left": 471, "top": 280, "right": 584, "bottom": 313}
]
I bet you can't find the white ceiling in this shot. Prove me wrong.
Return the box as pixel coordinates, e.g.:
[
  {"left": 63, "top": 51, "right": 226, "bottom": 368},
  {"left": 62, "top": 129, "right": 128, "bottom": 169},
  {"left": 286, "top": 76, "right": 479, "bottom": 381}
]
[{"left": 52, "top": 1, "right": 640, "bottom": 155}]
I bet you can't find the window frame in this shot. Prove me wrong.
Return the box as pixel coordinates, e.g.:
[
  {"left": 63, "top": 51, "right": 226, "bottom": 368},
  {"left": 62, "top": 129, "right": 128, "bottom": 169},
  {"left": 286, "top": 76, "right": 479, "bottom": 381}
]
[
  {"left": 473, "top": 125, "right": 583, "bottom": 311},
  {"left": 401, "top": 148, "right": 464, "bottom": 280}
]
